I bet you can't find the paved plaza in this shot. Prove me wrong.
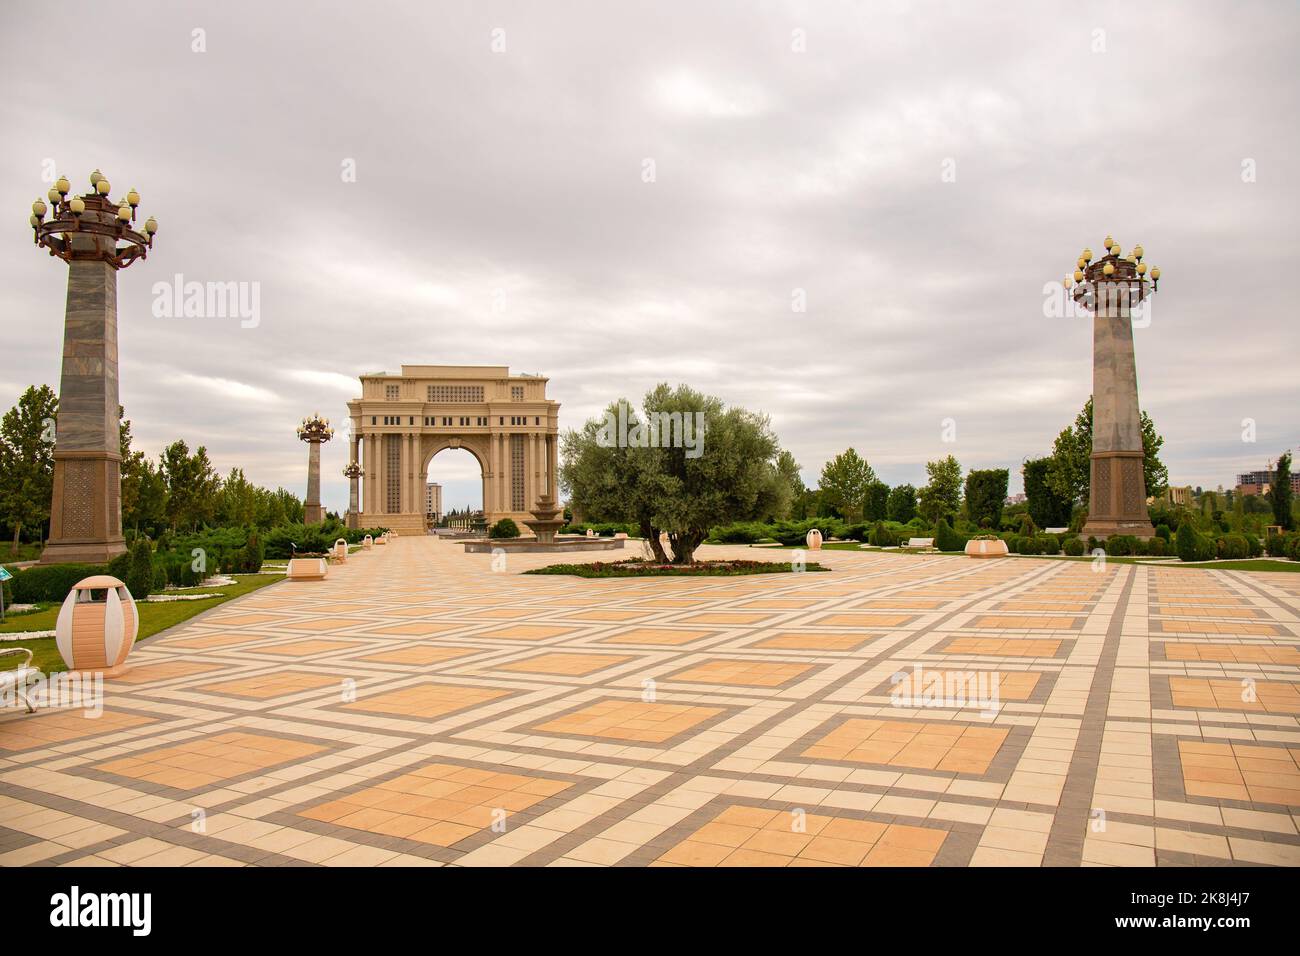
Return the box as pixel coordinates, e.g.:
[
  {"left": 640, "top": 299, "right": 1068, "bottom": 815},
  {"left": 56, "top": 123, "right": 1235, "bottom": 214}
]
[{"left": 1, "top": 538, "right": 1298, "bottom": 867}]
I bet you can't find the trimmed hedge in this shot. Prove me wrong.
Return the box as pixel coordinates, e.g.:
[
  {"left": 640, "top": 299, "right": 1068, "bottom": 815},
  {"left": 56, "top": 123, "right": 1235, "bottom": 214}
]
[
  {"left": 125, "top": 538, "right": 155, "bottom": 598},
  {"left": 1176, "top": 523, "right": 1216, "bottom": 562},
  {"left": 1106, "top": 535, "right": 1138, "bottom": 556},
  {"left": 1216, "top": 533, "right": 1249, "bottom": 560},
  {"left": 934, "top": 519, "right": 967, "bottom": 552},
  {"left": 1063, "top": 538, "right": 1086, "bottom": 556},
  {"left": 5, "top": 563, "right": 108, "bottom": 603},
  {"left": 489, "top": 518, "right": 521, "bottom": 539},
  {"left": 868, "top": 521, "right": 898, "bottom": 547}
]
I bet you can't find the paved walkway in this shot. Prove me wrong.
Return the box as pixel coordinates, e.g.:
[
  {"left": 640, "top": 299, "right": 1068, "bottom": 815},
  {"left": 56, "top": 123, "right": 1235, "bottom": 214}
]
[{"left": 1, "top": 538, "right": 1298, "bottom": 867}]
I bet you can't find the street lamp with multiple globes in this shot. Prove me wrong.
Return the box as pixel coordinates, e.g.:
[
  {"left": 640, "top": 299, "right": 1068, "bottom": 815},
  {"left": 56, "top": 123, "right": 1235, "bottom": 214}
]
[
  {"left": 342, "top": 460, "right": 364, "bottom": 529},
  {"left": 28, "top": 170, "right": 159, "bottom": 564},
  {"left": 1062, "top": 237, "right": 1163, "bottom": 540},
  {"left": 297, "top": 413, "right": 335, "bottom": 525}
]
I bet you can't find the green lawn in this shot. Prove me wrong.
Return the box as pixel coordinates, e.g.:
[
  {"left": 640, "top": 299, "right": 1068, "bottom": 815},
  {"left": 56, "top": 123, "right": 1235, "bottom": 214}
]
[
  {"left": 0, "top": 573, "right": 282, "bottom": 675},
  {"left": 1, "top": 541, "right": 43, "bottom": 563}
]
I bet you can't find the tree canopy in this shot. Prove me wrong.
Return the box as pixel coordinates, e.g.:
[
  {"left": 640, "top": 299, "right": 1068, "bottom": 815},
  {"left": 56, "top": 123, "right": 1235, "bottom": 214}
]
[
  {"left": 818, "top": 448, "right": 876, "bottom": 522},
  {"left": 917, "top": 455, "right": 962, "bottom": 525},
  {"left": 1047, "top": 397, "right": 1167, "bottom": 507},
  {"left": 561, "top": 384, "right": 788, "bottom": 563}
]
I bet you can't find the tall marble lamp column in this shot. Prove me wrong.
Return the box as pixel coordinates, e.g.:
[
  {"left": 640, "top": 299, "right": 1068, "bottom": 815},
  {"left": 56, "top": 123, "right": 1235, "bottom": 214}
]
[
  {"left": 297, "top": 413, "right": 334, "bottom": 525},
  {"left": 1064, "top": 237, "right": 1162, "bottom": 540},
  {"left": 30, "top": 170, "right": 158, "bottom": 565}
]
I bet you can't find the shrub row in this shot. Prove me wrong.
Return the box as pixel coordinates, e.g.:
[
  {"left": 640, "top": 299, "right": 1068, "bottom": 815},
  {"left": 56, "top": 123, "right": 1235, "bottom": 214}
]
[{"left": 560, "top": 522, "right": 637, "bottom": 538}]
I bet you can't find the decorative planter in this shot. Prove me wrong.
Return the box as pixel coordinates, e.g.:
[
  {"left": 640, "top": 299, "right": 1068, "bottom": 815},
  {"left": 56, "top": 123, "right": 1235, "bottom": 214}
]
[
  {"left": 586, "top": 529, "right": 596, "bottom": 538},
  {"left": 332, "top": 538, "right": 348, "bottom": 562},
  {"left": 375, "top": 534, "right": 387, "bottom": 546},
  {"left": 362, "top": 534, "right": 373, "bottom": 550},
  {"left": 55, "top": 575, "right": 138, "bottom": 675},
  {"left": 964, "top": 538, "right": 1009, "bottom": 559},
  {"left": 806, "top": 529, "right": 823, "bottom": 551},
  {"left": 287, "top": 558, "right": 328, "bottom": 580}
]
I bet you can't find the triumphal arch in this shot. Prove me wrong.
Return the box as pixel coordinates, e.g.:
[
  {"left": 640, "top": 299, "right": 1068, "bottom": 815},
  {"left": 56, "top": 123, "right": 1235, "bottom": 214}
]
[{"left": 345, "top": 365, "right": 560, "bottom": 534}]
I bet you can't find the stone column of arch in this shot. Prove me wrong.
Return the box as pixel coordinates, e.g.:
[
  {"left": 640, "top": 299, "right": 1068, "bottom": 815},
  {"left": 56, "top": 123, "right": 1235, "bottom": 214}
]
[
  {"left": 498, "top": 432, "right": 509, "bottom": 514},
  {"left": 547, "top": 433, "right": 558, "bottom": 498},
  {"left": 400, "top": 434, "right": 410, "bottom": 520},
  {"left": 365, "top": 433, "right": 380, "bottom": 516},
  {"left": 483, "top": 434, "right": 491, "bottom": 522}
]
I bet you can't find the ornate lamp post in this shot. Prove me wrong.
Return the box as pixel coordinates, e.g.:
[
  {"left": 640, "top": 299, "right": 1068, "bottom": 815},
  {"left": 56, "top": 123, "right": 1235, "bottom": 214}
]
[
  {"left": 1064, "top": 237, "right": 1161, "bottom": 540},
  {"left": 30, "top": 170, "right": 158, "bottom": 564},
  {"left": 343, "top": 460, "right": 363, "bottom": 529},
  {"left": 297, "top": 413, "right": 334, "bottom": 525}
]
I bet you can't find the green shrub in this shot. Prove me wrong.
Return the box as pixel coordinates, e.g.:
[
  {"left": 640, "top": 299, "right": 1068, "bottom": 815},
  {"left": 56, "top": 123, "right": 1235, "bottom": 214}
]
[
  {"left": 1242, "top": 533, "right": 1262, "bottom": 558},
  {"left": 1288, "top": 534, "right": 1300, "bottom": 560},
  {"left": 934, "top": 519, "right": 966, "bottom": 552},
  {"left": 842, "top": 523, "right": 869, "bottom": 542},
  {"left": 1266, "top": 533, "right": 1287, "bottom": 557},
  {"left": 6, "top": 563, "right": 107, "bottom": 603},
  {"left": 868, "top": 521, "right": 898, "bottom": 547},
  {"left": 711, "top": 522, "right": 766, "bottom": 544},
  {"left": 768, "top": 519, "right": 845, "bottom": 547},
  {"left": 1155, "top": 524, "right": 1172, "bottom": 542},
  {"left": 1086, "top": 536, "right": 1098, "bottom": 552},
  {"left": 125, "top": 538, "right": 154, "bottom": 598},
  {"left": 1176, "top": 523, "right": 1214, "bottom": 562},
  {"left": 1147, "top": 536, "right": 1167, "bottom": 557},
  {"left": 1063, "top": 538, "right": 1085, "bottom": 556},
  {"left": 107, "top": 552, "right": 132, "bottom": 580},
  {"left": 237, "top": 532, "right": 265, "bottom": 573},
  {"left": 489, "top": 518, "right": 521, "bottom": 539},
  {"left": 1216, "top": 533, "right": 1249, "bottom": 560},
  {"left": 1106, "top": 535, "right": 1136, "bottom": 556},
  {"left": 1040, "top": 536, "right": 1061, "bottom": 555}
]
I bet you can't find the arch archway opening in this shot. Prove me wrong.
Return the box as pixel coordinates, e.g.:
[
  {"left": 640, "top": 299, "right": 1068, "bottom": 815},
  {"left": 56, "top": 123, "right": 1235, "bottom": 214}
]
[{"left": 425, "top": 447, "right": 483, "bottom": 529}]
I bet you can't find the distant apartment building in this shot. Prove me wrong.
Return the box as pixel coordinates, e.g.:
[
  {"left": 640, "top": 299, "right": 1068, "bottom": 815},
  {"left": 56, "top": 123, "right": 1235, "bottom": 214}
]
[
  {"left": 425, "top": 482, "right": 442, "bottom": 519},
  {"left": 1005, "top": 493, "right": 1027, "bottom": 506},
  {"left": 1236, "top": 461, "right": 1300, "bottom": 497}
]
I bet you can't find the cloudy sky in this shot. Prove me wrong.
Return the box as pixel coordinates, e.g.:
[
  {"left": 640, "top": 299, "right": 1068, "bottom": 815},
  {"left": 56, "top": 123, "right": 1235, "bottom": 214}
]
[{"left": 3, "top": 0, "right": 1296, "bottom": 513}]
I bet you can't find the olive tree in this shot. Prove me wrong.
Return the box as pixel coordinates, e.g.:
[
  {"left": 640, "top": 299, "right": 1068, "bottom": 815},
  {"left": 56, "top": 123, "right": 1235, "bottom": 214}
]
[{"left": 560, "top": 384, "right": 788, "bottom": 564}]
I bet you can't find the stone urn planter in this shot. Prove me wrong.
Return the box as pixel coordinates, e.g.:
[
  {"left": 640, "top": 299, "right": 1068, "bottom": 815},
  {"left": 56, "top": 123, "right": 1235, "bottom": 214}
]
[
  {"left": 965, "top": 537, "right": 1009, "bottom": 559},
  {"left": 287, "top": 558, "right": 328, "bottom": 581},
  {"left": 376, "top": 534, "right": 387, "bottom": 546},
  {"left": 362, "top": 534, "right": 373, "bottom": 550},
  {"left": 332, "top": 538, "right": 348, "bottom": 563},
  {"left": 586, "top": 529, "right": 596, "bottom": 538},
  {"left": 55, "top": 575, "right": 138, "bottom": 675},
  {"left": 806, "top": 529, "right": 823, "bottom": 551}
]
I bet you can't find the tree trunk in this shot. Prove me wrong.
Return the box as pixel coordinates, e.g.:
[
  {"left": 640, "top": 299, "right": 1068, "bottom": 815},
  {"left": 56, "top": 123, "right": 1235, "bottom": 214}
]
[
  {"left": 10, "top": 522, "right": 21, "bottom": 557},
  {"left": 669, "top": 530, "right": 705, "bottom": 565},
  {"left": 641, "top": 520, "right": 669, "bottom": 563}
]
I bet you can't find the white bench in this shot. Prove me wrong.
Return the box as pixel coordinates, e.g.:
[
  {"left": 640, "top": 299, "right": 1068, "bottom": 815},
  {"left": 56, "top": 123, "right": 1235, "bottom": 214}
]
[
  {"left": 0, "top": 647, "right": 40, "bottom": 713},
  {"left": 906, "top": 537, "right": 935, "bottom": 549}
]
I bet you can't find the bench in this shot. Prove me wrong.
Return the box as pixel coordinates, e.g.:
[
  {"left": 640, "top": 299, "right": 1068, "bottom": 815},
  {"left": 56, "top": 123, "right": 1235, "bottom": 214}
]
[
  {"left": 906, "top": 537, "right": 935, "bottom": 549},
  {"left": 0, "top": 647, "right": 40, "bottom": 713}
]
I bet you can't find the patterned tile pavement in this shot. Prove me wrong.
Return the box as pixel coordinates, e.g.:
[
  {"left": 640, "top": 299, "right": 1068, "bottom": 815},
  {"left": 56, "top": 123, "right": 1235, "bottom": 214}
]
[{"left": 1, "top": 537, "right": 1298, "bottom": 868}]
